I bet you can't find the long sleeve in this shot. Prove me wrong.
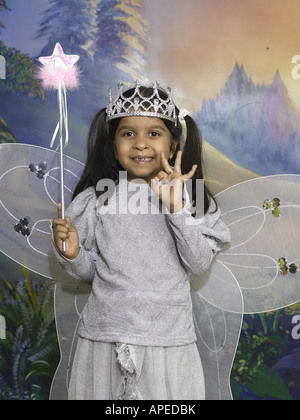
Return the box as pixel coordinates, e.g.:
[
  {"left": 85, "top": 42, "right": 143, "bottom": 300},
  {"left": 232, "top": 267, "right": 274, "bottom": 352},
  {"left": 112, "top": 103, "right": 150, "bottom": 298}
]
[
  {"left": 166, "top": 199, "right": 230, "bottom": 275},
  {"left": 52, "top": 187, "right": 99, "bottom": 284}
]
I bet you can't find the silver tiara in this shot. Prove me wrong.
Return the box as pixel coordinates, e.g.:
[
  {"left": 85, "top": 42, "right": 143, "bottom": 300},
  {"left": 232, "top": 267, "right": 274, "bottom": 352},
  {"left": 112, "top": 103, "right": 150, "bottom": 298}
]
[{"left": 106, "top": 81, "right": 178, "bottom": 124}]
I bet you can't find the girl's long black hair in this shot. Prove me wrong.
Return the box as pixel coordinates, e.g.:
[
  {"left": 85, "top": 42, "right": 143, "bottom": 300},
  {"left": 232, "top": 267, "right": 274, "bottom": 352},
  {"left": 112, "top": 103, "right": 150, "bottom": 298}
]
[{"left": 73, "top": 85, "right": 217, "bottom": 215}]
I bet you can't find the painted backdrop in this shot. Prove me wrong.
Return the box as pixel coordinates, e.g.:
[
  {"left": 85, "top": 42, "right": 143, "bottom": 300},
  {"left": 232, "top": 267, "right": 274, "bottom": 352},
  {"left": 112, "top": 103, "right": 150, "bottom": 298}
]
[{"left": 0, "top": 0, "right": 300, "bottom": 400}]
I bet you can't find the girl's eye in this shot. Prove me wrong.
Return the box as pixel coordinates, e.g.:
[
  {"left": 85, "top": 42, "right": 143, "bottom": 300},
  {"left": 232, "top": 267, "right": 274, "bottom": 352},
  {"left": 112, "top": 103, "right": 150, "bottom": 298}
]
[
  {"left": 123, "top": 131, "right": 134, "bottom": 137},
  {"left": 149, "top": 131, "right": 160, "bottom": 137}
]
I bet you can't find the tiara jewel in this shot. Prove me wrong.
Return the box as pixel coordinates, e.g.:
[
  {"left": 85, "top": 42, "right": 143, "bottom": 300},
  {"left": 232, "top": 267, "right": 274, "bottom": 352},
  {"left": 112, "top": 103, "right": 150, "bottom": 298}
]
[{"left": 106, "top": 81, "right": 178, "bottom": 124}]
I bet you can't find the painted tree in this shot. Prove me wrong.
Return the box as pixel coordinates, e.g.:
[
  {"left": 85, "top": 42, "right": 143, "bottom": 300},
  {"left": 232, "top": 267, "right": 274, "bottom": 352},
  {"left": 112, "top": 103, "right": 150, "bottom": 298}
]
[
  {"left": 95, "top": 0, "right": 149, "bottom": 80},
  {"left": 37, "top": 0, "right": 102, "bottom": 60},
  {"left": 37, "top": 0, "right": 149, "bottom": 80},
  {"left": 0, "top": 2, "right": 44, "bottom": 108},
  {"left": 0, "top": 0, "right": 10, "bottom": 32}
]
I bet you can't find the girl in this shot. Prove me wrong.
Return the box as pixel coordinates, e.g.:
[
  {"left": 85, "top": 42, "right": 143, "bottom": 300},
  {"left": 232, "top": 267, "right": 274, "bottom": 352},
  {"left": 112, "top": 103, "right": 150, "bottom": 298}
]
[{"left": 52, "top": 81, "right": 230, "bottom": 400}]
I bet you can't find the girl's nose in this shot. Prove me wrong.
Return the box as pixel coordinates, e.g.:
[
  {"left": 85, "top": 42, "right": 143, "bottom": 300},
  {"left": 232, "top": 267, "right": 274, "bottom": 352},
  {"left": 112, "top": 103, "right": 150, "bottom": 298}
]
[
  {"left": 134, "top": 144, "right": 149, "bottom": 151},
  {"left": 133, "top": 135, "right": 149, "bottom": 150}
]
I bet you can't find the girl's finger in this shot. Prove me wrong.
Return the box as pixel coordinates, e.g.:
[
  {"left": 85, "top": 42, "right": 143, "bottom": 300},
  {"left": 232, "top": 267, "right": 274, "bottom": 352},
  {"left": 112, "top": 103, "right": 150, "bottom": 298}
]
[
  {"left": 182, "top": 164, "right": 198, "bottom": 180},
  {"left": 173, "top": 150, "right": 182, "bottom": 174},
  {"left": 55, "top": 231, "right": 69, "bottom": 241},
  {"left": 53, "top": 218, "right": 67, "bottom": 227},
  {"left": 150, "top": 178, "right": 161, "bottom": 196},
  {"left": 57, "top": 203, "right": 62, "bottom": 219},
  {"left": 154, "top": 170, "right": 168, "bottom": 181},
  {"left": 161, "top": 152, "right": 173, "bottom": 175},
  {"left": 54, "top": 224, "right": 69, "bottom": 233}
]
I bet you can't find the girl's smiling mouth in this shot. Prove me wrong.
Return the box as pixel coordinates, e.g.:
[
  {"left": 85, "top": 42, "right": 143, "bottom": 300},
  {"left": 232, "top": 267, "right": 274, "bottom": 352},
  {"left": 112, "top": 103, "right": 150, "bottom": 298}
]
[{"left": 131, "top": 156, "right": 154, "bottom": 164}]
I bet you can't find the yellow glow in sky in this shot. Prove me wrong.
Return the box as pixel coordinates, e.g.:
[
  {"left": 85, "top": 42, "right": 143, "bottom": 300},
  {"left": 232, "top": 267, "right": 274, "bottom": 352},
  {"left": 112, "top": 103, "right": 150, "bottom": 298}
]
[{"left": 145, "top": 0, "right": 300, "bottom": 111}]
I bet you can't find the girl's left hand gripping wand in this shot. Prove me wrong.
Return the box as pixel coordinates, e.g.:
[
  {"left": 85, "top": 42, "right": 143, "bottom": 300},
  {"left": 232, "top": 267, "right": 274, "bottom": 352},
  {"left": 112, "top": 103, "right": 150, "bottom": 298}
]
[{"left": 38, "top": 43, "right": 80, "bottom": 252}]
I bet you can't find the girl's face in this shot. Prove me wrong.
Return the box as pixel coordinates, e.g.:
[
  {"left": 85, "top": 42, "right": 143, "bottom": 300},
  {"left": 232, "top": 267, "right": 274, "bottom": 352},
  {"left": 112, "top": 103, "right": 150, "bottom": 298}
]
[{"left": 114, "top": 116, "right": 179, "bottom": 183}]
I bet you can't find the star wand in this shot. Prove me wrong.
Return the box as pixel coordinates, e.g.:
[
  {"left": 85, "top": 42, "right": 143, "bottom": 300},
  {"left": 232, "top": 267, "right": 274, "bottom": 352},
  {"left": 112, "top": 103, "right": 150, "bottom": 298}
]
[{"left": 38, "top": 43, "right": 80, "bottom": 251}]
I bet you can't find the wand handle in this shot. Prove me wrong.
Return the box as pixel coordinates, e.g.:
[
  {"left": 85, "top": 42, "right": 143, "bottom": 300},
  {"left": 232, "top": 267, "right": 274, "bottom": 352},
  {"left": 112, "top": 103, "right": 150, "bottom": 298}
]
[{"left": 58, "top": 85, "right": 66, "bottom": 252}]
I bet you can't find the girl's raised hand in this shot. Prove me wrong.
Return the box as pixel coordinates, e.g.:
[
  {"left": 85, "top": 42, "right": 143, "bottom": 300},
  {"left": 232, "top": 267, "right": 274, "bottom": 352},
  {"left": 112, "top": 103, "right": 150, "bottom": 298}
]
[
  {"left": 52, "top": 203, "right": 80, "bottom": 259},
  {"left": 151, "top": 151, "right": 197, "bottom": 213}
]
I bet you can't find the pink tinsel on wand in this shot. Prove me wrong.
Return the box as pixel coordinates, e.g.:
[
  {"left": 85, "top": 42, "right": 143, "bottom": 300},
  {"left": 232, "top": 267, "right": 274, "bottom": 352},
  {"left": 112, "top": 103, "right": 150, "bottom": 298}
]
[
  {"left": 38, "top": 43, "right": 80, "bottom": 90},
  {"left": 38, "top": 65, "right": 80, "bottom": 91}
]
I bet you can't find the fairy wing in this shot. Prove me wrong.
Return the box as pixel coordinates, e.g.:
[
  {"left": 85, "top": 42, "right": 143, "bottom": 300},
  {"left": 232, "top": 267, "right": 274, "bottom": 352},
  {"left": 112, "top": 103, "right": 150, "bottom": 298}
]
[
  {"left": 0, "top": 143, "right": 91, "bottom": 400},
  {"left": 49, "top": 279, "right": 91, "bottom": 400},
  {"left": 0, "top": 143, "right": 84, "bottom": 279},
  {"left": 216, "top": 174, "right": 300, "bottom": 314},
  {"left": 191, "top": 262, "right": 244, "bottom": 400},
  {"left": 191, "top": 174, "right": 300, "bottom": 400}
]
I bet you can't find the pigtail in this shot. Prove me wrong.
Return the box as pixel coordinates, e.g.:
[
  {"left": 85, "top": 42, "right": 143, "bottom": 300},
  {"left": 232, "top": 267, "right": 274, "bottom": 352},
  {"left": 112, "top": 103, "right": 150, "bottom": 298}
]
[
  {"left": 180, "top": 114, "right": 218, "bottom": 215},
  {"left": 72, "top": 108, "right": 122, "bottom": 200}
]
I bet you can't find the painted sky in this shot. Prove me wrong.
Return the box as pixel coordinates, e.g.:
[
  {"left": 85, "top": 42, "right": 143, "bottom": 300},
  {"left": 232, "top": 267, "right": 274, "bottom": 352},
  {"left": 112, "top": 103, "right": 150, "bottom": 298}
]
[
  {"left": 0, "top": 0, "right": 48, "bottom": 55},
  {"left": 1, "top": 0, "right": 300, "bottom": 111},
  {"left": 143, "top": 0, "right": 300, "bottom": 111}
]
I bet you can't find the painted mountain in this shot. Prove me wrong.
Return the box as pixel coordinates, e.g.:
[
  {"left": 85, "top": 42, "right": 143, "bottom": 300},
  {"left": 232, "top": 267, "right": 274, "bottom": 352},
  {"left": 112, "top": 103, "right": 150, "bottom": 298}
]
[{"left": 195, "top": 63, "right": 300, "bottom": 176}]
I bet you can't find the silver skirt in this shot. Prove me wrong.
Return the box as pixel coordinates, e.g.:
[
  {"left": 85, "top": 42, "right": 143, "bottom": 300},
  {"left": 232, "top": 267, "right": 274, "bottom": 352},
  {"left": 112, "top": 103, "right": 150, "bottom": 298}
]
[{"left": 68, "top": 337, "right": 205, "bottom": 400}]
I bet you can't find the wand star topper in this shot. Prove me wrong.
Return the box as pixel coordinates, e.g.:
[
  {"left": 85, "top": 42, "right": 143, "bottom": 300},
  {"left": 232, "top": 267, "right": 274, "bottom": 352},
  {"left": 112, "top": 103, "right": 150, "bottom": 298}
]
[
  {"left": 38, "top": 42, "right": 80, "bottom": 90},
  {"left": 38, "top": 43, "right": 80, "bottom": 251}
]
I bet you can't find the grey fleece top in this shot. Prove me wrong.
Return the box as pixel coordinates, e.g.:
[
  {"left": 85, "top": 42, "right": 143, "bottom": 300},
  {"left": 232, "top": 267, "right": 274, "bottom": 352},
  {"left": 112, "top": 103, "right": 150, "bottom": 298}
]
[{"left": 53, "top": 178, "right": 230, "bottom": 346}]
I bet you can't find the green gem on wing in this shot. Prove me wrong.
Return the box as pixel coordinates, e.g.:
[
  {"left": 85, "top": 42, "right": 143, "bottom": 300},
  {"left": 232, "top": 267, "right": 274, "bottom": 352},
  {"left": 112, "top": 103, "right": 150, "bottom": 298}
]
[
  {"left": 278, "top": 258, "right": 298, "bottom": 276},
  {"left": 262, "top": 198, "right": 281, "bottom": 218}
]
